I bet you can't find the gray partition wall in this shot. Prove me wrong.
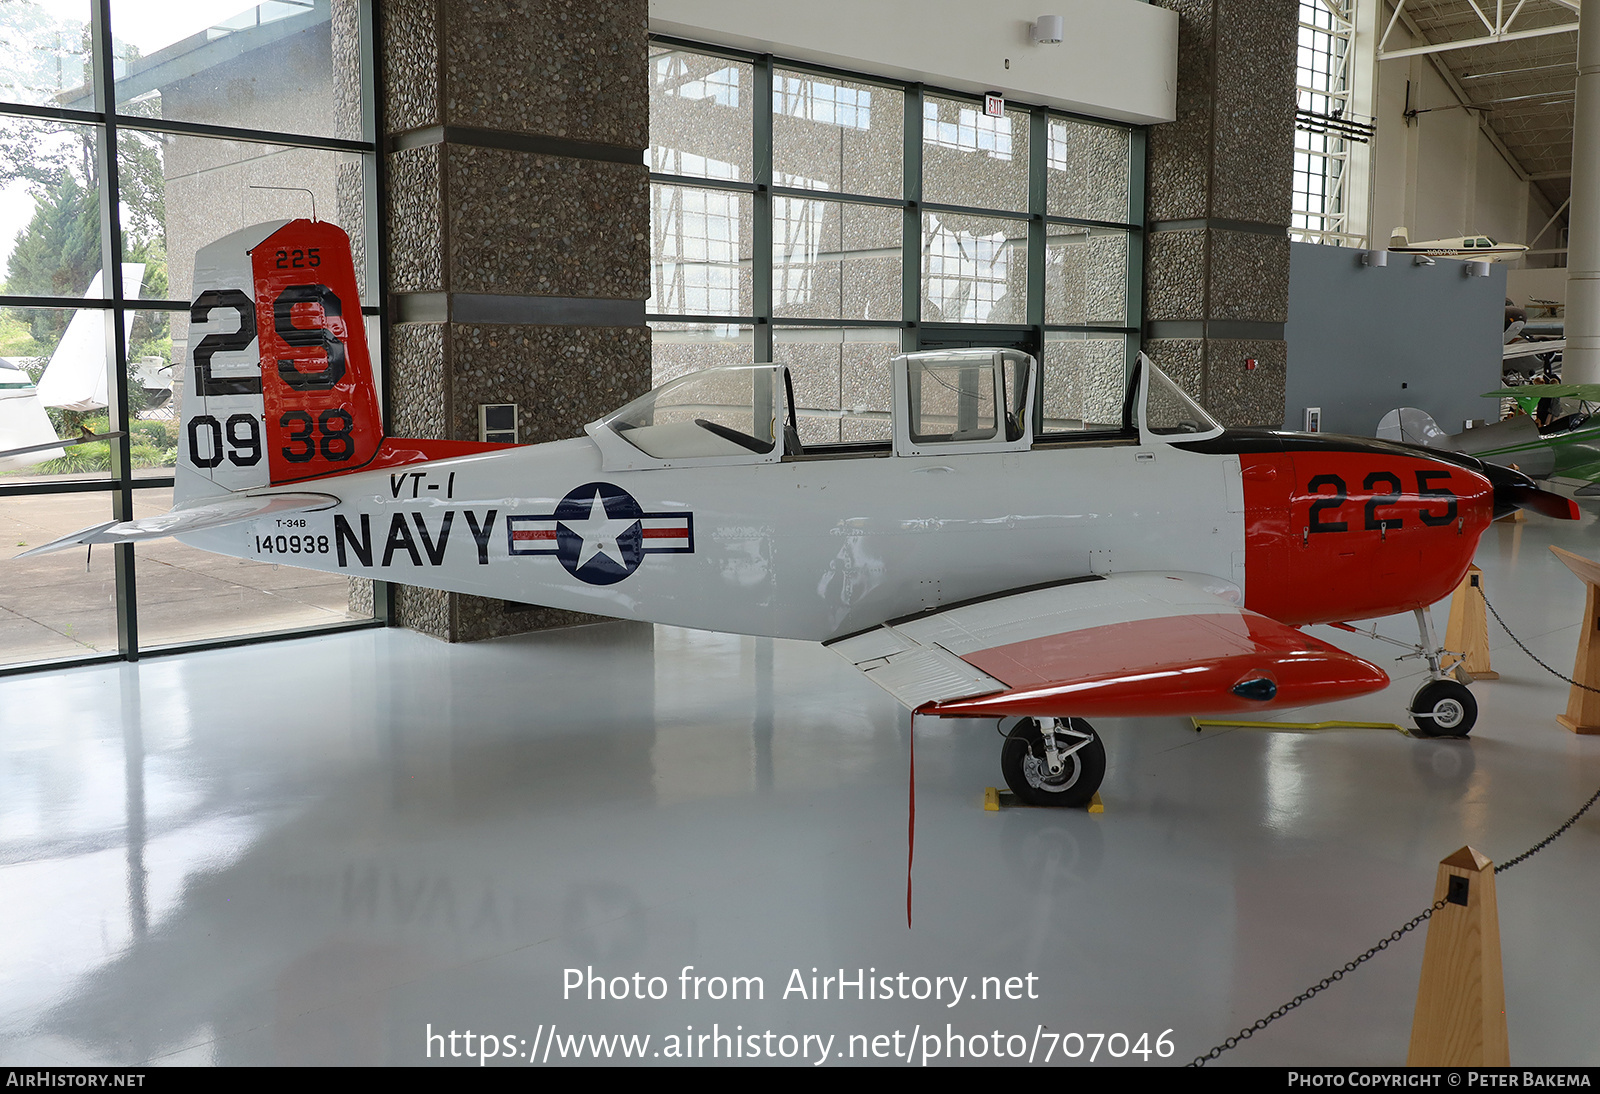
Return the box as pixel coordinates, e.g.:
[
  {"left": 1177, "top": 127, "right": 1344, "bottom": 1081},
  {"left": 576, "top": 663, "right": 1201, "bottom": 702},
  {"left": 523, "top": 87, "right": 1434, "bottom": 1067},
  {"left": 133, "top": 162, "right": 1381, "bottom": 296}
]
[{"left": 1283, "top": 241, "right": 1505, "bottom": 437}]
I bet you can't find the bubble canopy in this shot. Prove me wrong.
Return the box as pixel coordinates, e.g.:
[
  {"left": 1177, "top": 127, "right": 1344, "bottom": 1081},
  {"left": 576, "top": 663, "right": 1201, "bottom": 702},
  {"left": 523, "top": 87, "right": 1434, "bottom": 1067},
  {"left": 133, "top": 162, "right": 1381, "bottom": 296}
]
[
  {"left": 596, "top": 365, "right": 783, "bottom": 464},
  {"left": 1135, "top": 359, "right": 1222, "bottom": 439}
]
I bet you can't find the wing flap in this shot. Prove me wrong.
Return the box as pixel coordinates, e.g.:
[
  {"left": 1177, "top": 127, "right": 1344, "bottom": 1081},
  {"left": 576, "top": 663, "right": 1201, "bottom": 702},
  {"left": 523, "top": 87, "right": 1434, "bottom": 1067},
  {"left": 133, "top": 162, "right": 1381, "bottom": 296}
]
[
  {"left": 17, "top": 492, "right": 339, "bottom": 558},
  {"left": 831, "top": 573, "right": 1389, "bottom": 719},
  {"left": 829, "top": 627, "right": 1005, "bottom": 711}
]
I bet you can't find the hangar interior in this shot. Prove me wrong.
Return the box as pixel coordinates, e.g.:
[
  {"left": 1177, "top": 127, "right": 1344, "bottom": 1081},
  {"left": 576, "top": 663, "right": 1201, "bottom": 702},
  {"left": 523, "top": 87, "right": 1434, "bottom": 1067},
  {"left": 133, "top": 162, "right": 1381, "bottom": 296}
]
[{"left": 2, "top": 0, "right": 1598, "bottom": 1068}]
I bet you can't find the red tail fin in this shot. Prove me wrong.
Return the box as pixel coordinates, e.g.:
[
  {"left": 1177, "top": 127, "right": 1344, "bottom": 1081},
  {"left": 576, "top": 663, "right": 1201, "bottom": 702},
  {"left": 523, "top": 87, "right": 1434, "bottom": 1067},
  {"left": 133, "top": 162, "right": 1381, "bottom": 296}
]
[{"left": 250, "top": 220, "right": 382, "bottom": 485}]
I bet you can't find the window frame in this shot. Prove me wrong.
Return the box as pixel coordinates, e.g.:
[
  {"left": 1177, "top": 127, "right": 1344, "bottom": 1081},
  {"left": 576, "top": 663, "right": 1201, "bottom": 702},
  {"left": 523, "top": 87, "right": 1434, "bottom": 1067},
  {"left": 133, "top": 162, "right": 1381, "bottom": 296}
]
[
  {"left": 646, "top": 36, "right": 1146, "bottom": 445},
  {"left": 0, "top": 0, "right": 387, "bottom": 676}
]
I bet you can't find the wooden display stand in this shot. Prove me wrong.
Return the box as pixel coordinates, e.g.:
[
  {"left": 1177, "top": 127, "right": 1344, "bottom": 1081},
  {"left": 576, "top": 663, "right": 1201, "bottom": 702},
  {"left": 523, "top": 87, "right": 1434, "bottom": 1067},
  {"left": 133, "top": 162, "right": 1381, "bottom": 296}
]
[
  {"left": 1441, "top": 566, "right": 1498, "bottom": 680},
  {"left": 1550, "top": 546, "right": 1600, "bottom": 734},
  {"left": 1407, "top": 846, "right": 1508, "bottom": 1067}
]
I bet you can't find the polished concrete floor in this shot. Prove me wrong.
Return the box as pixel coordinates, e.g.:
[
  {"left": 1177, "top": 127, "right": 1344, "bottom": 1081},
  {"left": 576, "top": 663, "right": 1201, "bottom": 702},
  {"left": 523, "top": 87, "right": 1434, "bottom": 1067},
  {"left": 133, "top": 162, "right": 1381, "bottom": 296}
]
[{"left": 1, "top": 510, "right": 1599, "bottom": 1067}]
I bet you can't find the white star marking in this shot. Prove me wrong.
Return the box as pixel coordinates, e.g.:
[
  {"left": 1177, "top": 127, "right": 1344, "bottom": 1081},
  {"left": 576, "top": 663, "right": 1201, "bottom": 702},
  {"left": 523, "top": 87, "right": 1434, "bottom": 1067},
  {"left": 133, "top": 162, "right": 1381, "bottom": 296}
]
[{"left": 560, "top": 489, "right": 639, "bottom": 571}]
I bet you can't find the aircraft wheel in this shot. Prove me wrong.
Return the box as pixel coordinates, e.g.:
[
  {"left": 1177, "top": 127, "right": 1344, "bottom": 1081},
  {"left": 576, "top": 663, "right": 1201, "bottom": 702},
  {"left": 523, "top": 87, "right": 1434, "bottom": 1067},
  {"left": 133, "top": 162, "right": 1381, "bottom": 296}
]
[
  {"left": 1000, "top": 718, "right": 1105, "bottom": 808},
  {"left": 1409, "top": 680, "right": 1477, "bottom": 738}
]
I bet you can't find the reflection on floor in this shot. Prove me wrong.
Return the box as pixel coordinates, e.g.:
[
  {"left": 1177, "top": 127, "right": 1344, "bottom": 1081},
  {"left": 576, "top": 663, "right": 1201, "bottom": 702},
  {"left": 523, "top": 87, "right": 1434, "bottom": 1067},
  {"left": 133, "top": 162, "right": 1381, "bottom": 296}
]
[
  {"left": 0, "top": 488, "right": 365, "bottom": 667},
  {"left": 0, "top": 510, "right": 1598, "bottom": 1066}
]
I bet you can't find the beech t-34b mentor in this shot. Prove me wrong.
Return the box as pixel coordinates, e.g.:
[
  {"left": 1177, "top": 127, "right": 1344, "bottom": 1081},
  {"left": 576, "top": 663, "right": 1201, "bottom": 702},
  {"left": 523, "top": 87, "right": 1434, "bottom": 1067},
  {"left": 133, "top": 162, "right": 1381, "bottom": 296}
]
[{"left": 19, "top": 220, "right": 1581, "bottom": 807}]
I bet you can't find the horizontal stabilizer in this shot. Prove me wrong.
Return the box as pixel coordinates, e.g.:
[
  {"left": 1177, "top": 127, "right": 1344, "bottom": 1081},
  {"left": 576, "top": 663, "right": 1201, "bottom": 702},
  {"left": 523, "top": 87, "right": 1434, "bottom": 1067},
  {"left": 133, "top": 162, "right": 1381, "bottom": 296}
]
[{"left": 17, "top": 492, "right": 339, "bottom": 558}]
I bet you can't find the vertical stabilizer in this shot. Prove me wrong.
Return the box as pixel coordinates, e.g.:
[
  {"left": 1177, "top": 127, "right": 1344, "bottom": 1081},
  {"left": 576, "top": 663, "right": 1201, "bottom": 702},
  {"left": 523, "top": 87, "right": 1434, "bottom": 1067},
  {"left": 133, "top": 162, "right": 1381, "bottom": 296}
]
[
  {"left": 35, "top": 264, "right": 145, "bottom": 412},
  {"left": 176, "top": 219, "right": 382, "bottom": 504}
]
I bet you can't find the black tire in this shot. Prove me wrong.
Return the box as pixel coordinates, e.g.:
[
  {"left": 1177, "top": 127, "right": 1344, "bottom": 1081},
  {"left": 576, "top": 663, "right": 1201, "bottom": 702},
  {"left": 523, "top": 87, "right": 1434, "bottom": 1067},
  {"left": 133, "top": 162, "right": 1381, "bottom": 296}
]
[
  {"left": 1409, "top": 680, "right": 1477, "bottom": 738},
  {"left": 1000, "top": 718, "right": 1106, "bottom": 808}
]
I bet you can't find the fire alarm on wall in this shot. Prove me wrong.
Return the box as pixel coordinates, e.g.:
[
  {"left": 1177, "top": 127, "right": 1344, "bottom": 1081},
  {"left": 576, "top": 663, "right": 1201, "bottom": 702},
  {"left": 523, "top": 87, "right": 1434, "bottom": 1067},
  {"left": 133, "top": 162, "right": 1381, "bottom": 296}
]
[{"left": 1244, "top": 357, "right": 1258, "bottom": 371}]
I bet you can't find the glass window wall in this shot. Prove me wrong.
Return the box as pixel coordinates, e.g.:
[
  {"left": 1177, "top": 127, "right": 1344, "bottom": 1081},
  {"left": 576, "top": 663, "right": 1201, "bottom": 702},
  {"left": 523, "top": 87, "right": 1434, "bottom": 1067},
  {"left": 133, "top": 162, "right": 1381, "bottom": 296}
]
[
  {"left": 773, "top": 70, "right": 902, "bottom": 198},
  {"left": 776, "top": 325, "right": 898, "bottom": 445},
  {"left": 922, "top": 94, "right": 1030, "bottom": 212},
  {"left": 1, "top": 0, "right": 381, "bottom": 673},
  {"left": 648, "top": 41, "right": 1143, "bottom": 441},
  {"left": 774, "top": 198, "right": 900, "bottom": 322}
]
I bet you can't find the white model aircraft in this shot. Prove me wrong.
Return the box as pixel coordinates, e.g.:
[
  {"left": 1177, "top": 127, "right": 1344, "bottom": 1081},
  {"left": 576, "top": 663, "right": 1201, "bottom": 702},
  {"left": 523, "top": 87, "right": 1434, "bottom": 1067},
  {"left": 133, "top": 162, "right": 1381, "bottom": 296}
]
[
  {"left": 17, "top": 220, "right": 1580, "bottom": 807},
  {"left": 0, "top": 359, "right": 63, "bottom": 472},
  {"left": 0, "top": 266, "right": 144, "bottom": 472},
  {"left": 1388, "top": 227, "right": 1528, "bottom": 262}
]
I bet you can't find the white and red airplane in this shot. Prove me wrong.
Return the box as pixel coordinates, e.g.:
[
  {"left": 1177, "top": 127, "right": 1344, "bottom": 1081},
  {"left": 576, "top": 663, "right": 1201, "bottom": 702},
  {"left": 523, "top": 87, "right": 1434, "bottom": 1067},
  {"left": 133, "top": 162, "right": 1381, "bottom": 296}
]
[{"left": 19, "top": 220, "right": 1581, "bottom": 807}]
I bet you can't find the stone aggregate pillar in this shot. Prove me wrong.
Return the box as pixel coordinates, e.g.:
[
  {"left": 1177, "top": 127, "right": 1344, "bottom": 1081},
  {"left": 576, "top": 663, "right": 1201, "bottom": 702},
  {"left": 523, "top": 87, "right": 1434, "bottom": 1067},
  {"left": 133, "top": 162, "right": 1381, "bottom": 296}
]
[
  {"left": 380, "top": 0, "right": 651, "bottom": 640},
  {"left": 1144, "top": 0, "right": 1294, "bottom": 427}
]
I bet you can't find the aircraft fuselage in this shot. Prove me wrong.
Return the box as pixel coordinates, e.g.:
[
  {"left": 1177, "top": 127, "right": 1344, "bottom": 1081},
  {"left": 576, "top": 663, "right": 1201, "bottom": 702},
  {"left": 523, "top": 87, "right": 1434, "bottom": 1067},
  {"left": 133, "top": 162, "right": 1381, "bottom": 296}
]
[{"left": 180, "top": 430, "right": 1494, "bottom": 642}]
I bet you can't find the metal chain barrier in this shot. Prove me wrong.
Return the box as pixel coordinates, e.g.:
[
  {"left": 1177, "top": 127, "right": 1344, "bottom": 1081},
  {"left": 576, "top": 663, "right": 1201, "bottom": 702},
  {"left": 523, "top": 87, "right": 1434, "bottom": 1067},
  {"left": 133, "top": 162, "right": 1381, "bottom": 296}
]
[
  {"left": 1187, "top": 899, "right": 1447, "bottom": 1067},
  {"left": 1480, "top": 587, "right": 1600, "bottom": 695},
  {"left": 1190, "top": 583, "right": 1600, "bottom": 1066},
  {"left": 1478, "top": 584, "right": 1600, "bottom": 875}
]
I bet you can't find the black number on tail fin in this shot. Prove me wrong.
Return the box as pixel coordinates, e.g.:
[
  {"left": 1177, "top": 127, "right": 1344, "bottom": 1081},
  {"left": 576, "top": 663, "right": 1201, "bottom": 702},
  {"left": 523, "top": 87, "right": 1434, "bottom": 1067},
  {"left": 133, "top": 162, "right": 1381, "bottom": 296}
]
[
  {"left": 190, "top": 289, "right": 260, "bottom": 396},
  {"left": 279, "top": 408, "right": 356, "bottom": 464},
  {"left": 280, "top": 411, "right": 315, "bottom": 462},
  {"left": 187, "top": 414, "right": 224, "bottom": 468},
  {"left": 318, "top": 408, "right": 355, "bottom": 461},
  {"left": 274, "top": 284, "right": 347, "bottom": 391},
  {"left": 225, "top": 414, "right": 262, "bottom": 466}
]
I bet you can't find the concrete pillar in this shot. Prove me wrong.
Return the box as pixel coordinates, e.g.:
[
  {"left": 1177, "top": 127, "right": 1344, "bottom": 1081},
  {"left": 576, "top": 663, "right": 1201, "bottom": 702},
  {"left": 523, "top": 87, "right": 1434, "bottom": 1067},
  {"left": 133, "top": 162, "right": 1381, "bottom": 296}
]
[
  {"left": 1143, "top": 0, "right": 1295, "bottom": 427},
  {"left": 1565, "top": 2, "right": 1600, "bottom": 384},
  {"left": 380, "top": 0, "right": 652, "bottom": 640}
]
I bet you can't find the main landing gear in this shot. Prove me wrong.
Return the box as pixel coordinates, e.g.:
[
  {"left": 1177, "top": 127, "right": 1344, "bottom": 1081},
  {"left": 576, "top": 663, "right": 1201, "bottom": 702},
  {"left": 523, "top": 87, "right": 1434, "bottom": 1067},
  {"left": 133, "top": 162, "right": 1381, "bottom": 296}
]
[
  {"left": 1406, "top": 607, "right": 1477, "bottom": 738},
  {"left": 1000, "top": 717, "right": 1106, "bottom": 807}
]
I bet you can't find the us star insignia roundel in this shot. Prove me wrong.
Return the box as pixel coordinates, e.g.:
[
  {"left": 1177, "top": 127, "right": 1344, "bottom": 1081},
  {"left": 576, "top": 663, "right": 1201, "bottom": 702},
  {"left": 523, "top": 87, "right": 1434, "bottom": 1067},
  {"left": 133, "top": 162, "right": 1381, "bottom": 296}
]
[{"left": 506, "top": 482, "right": 694, "bottom": 585}]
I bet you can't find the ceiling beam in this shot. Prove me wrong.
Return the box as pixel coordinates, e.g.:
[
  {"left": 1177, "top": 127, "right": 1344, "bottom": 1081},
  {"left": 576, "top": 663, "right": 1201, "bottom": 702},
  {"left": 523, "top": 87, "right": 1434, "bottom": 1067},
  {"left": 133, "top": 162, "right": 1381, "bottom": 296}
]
[
  {"left": 1378, "top": 21, "right": 1579, "bottom": 61},
  {"left": 1387, "top": 1, "right": 1540, "bottom": 182}
]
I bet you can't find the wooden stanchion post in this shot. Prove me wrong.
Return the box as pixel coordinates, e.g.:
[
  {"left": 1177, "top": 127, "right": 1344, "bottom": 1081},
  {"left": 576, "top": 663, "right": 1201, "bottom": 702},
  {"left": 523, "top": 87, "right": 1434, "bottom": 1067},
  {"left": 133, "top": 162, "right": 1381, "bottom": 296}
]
[
  {"left": 1407, "top": 846, "right": 1508, "bottom": 1067},
  {"left": 1441, "top": 566, "right": 1498, "bottom": 680},
  {"left": 1549, "top": 546, "right": 1600, "bottom": 734}
]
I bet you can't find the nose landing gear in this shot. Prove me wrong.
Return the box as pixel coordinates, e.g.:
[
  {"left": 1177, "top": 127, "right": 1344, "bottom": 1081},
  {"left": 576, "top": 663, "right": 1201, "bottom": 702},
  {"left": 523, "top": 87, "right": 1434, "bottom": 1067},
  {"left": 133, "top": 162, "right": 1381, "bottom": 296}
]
[
  {"left": 1000, "top": 717, "right": 1106, "bottom": 807},
  {"left": 1408, "top": 606, "right": 1477, "bottom": 737},
  {"left": 1409, "top": 679, "right": 1478, "bottom": 737}
]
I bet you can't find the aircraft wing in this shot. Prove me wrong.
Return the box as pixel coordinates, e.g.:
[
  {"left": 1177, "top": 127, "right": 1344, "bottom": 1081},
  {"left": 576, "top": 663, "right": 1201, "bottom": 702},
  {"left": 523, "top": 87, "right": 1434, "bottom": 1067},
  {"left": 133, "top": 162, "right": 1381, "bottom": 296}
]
[
  {"left": 16, "top": 491, "right": 339, "bottom": 558},
  {"left": 1482, "top": 383, "right": 1600, "bottom": 401},
  {"left": 1502, "top": 339, "right": 1564, "bottom": 361},
  {"left": 826, "top": 573, "right": 1389, "bottom": 719}
]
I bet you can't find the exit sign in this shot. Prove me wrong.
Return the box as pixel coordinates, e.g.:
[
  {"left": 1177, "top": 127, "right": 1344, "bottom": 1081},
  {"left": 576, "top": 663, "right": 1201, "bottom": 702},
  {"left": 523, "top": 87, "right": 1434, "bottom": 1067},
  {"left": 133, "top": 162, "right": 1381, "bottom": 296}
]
[{"left": 984, "top": 93, "right": 1004, "bottom": 118}]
